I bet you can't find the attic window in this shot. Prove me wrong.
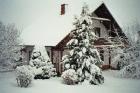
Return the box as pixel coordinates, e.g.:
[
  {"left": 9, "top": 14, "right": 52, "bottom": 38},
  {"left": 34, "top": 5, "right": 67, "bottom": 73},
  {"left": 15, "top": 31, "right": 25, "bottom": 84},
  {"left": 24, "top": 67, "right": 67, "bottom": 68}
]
[{"left": 94, "top": 27, "right": 101, "bottom": 37}]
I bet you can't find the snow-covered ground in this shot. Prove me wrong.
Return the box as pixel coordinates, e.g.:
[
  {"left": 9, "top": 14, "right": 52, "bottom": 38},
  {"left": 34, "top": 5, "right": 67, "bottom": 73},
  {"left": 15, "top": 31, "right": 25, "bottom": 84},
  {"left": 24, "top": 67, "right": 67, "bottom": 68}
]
[{"left": 0, "top": 70, "right": 140, "bottom": 93}]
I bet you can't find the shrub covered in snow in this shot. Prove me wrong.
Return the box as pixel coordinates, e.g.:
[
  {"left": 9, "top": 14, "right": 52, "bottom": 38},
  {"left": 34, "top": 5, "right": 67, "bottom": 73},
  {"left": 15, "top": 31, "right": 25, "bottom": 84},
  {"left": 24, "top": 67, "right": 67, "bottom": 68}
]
[
  {"left": 16, "top": 65, "right": 33, "bottom": 87},
  {"left": 75, "top": 55, "right": 104, "bottom": 84},
  {"left": 76, "top": 64, "right": 104, "bottom": 84},
  {"left": 29, "top": 46, "right": 56, "bottom": 79},
  {"left": 89, "top": 73, "right": 104, "bottom": 85},
  {"left": 111, "top": 53, "right": 132, "bottom": 70},
  {"left": 33, "top": 62, "right": 57, "bottom": 79},
  {"left": 61, "top": 69, "right": 78, "bottom": 85},
  {"left": 112, "top": 39, "right": 140, "bottom": 79},
  {"left": 87, "top": 64, "right": 104, "bottom": 85},
  {"left": 119, "top": 62, "right": 140, "bottom": 79},
  {"left": 111, "top": 46, "right": 140, "bottom": 70}
]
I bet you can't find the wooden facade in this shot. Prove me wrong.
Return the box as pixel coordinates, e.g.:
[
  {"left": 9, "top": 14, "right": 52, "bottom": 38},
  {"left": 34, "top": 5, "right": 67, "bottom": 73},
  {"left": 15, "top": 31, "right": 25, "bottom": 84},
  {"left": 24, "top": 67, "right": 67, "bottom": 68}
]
[{"left": 21, "top": 3, "right": 129, "bottom": 75}]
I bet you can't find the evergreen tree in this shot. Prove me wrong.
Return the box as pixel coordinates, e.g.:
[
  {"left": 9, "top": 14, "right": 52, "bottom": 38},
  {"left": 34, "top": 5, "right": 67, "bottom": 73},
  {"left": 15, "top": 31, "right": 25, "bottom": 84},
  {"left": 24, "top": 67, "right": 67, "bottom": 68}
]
[
  {"left": 62, "top": 4, "right": 104, "bottom": 85},
  {"left": 29, "top": 45, "right": 56, "bottom": 79}
]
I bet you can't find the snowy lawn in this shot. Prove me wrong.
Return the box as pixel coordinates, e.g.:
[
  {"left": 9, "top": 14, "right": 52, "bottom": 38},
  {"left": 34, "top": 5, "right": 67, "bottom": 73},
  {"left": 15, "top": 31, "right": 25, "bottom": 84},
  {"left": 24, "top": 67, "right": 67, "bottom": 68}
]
[{"left": 0, "top": 70, "right": 140, "bottom": 93}]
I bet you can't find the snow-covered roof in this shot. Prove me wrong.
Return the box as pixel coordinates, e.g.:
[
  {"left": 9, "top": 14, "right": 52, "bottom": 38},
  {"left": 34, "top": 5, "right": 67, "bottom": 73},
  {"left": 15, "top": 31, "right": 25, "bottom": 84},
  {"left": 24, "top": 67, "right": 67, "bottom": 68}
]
[
  {"left": 91, "top": 17, "right": 110, "bottom": 21},
  {"left": 20, "top": 1, "right": 117, "bottom": 46}
]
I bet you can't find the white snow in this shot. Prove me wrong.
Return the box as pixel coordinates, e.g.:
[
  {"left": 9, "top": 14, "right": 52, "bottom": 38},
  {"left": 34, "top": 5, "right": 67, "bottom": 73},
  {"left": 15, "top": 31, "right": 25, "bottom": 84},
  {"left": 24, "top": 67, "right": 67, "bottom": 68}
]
[
  {"left": 91, "top": 16, "right": 110, "bottom": 21},
  {"left": 61, "top": 69, "right": 78, "bottom": 84},
  {"left": 0, "top": 70, "right": 140, "bottom": 93}
]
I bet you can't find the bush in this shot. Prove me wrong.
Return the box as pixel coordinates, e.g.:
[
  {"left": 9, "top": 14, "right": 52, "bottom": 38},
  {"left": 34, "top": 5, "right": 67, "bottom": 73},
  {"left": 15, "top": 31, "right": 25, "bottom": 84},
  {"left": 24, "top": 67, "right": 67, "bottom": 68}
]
[
  {"left": 16, "top": 65, "right": 33, "bottom": 87},
  {"left": 61, "top": 69, "right": 78, "bottom": 85},
  {"left": 89, "top": 73, "right": 104, "bottom": 85},
  {"left": 33, "top": 64, "right": 56, "bottom": 79},
  {"left": 89, "top": 64, "right": 104, "bottom": 85},
  {"left": 29, "top": 50, "right": 56, "bottom": 79},
  {"left": 119, "top": 62, "right": 140, "bottom": 79}
]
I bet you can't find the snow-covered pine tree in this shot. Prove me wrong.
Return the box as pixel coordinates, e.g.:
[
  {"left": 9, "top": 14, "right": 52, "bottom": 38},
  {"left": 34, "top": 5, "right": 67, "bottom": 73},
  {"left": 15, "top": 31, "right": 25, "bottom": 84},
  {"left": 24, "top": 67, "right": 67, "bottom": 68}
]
[
  {"left": 62, "top": 3, "right": 104, "bottom": 85},
  {"left": 29, "top": 45, "right": 56, "bottom": 79}
]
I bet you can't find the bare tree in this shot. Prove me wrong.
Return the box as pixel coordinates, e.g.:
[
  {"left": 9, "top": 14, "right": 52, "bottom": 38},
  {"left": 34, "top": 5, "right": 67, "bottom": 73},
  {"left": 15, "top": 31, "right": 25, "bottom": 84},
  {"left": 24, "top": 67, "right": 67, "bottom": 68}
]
[
  {"left": 123, "top": 21, "right": 140, "bottom": 45},
  {"left": 0, "top": 22, "right": 22, "bottom": 70}
]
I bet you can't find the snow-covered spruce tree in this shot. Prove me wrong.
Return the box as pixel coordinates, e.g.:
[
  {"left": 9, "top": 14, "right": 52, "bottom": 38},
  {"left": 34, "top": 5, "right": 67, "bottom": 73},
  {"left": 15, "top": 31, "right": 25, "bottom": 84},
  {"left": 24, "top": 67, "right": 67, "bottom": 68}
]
[
  {"left": 29, "top": 46, "right": 56, "bottom": 79},
  {"left": 0, "top": 22, "right": 22, "bottom": 71},
  {"left": 62, "top": 4, "right": 104, "bottom": 85}
]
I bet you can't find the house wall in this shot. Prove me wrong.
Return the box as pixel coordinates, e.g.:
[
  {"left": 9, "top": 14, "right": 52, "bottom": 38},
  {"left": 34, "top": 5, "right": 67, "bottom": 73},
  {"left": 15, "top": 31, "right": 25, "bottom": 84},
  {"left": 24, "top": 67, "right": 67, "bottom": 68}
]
[
  {"left": 51, "top": 50, "right": 63, "bottom": 76},
  {"left": 21, "top": 46, "right": 34, "bottom": 65},
  {"left": 45, "top": 46, "right": 52, "bottom": 61},
  {"left": 91, "top": 13, "right": 111, "bottom": 67},
  {"left": 92, "top": 13, "right": 108, "bottom": 38},
  {"left": 63, "top": 48, "right": 69, "bottom": 56},
  {"left": 45, "top": 46, "right": 63, "bottom": 75},
  {"left": 103, "top": 48, "right": 109, "bottom": 65}
]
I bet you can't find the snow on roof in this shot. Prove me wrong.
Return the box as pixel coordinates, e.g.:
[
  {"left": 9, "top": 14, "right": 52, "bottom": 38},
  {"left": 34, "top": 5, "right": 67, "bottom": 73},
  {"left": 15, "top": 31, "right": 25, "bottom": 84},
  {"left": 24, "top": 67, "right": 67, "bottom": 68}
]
[
  {"left": 20, "top": 1, "right": 108, "bottom": 46},
  {"left": 91, "top": 17, "right": 110, "bottom": 21}
]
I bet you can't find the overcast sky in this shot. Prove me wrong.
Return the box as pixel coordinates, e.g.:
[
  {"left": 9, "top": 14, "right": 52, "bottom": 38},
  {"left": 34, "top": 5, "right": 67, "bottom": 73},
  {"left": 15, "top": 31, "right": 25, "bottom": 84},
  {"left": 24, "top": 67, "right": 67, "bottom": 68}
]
[{"left": 0, "top": 0, "right": 140, "bottom": 45}]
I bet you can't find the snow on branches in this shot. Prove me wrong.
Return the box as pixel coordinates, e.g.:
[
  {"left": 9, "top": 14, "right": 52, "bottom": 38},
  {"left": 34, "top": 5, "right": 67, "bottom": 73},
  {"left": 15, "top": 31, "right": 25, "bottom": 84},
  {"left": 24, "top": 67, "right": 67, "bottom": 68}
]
[
  {"left": 119, "top": 61, "right": 140, "bottom": 79},
  {"left": 0, "top": 22, "right": 22, "bottom": 71},
  {"left": 61, "top": 69, "right": 78, "bottom": 85}
]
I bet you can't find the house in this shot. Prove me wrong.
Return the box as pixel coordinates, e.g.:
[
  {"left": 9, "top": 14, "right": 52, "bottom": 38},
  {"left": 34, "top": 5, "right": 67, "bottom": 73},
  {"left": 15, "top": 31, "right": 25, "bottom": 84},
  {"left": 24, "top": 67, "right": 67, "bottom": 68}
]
[{"left": 21, "top": 3, "right": 129, "bottom": 75}]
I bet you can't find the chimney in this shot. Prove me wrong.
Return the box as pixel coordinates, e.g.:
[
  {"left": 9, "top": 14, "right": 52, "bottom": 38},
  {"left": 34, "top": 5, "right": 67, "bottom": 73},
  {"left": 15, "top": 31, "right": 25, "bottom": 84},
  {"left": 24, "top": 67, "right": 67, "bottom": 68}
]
[{"left": 60, "top": 4, "right": 68, "bottom": 15}]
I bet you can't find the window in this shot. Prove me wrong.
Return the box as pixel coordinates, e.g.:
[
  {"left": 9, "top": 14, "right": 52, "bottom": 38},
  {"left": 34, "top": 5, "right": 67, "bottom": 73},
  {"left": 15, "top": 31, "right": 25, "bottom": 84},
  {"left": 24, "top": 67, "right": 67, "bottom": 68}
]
[
  {"left": 100, "top": 50, "right": 104, "bottom": 61},
  {"left": 94, "top": 27, "right": 101, "bottom": 37},
  {"left": 29, "top": 51, "right": 32, "bottom": 60}
]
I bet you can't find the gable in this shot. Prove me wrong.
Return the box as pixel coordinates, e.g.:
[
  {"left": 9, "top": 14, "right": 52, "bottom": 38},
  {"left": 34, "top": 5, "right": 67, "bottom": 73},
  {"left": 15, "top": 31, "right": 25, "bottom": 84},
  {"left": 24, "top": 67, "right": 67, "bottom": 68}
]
[
  {"left": 93, "top": 3, "right": 126, "bottom": 38},
  {"left": 55, "top": 3, "right": 129, "bottom": 49}
]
